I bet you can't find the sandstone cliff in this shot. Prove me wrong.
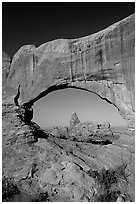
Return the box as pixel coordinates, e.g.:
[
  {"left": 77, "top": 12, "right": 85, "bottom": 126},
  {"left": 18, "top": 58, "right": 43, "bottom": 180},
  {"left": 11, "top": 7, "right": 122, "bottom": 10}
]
[{"left": 4, "top": 13, "right": 135, "bottom": 128}]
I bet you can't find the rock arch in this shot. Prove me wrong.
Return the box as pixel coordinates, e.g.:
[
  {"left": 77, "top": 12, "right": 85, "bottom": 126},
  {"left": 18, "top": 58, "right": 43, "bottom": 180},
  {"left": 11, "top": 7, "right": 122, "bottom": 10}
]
[
  {"left": 3, "top": 14, "right": 135, "bottom": 129},
  {"left": 2, "top": 14, "right": 135, "bottom": 202}
]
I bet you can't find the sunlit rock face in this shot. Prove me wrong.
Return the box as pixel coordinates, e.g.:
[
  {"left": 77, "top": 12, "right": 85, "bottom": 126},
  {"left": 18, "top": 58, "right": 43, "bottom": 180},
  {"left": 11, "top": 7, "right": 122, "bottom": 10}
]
[
  {"left": 5, "top": 14, "right": 135, "bottom": 128},
  {"left": 2, "top": 14, "right": 135, "bottom": 202}
]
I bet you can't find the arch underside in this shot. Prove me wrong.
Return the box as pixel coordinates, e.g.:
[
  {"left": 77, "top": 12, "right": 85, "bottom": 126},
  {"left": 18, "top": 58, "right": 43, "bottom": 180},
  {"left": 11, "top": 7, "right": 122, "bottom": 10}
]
[{"left": 20, "top": 79, "right": 134, "bottom": 129}]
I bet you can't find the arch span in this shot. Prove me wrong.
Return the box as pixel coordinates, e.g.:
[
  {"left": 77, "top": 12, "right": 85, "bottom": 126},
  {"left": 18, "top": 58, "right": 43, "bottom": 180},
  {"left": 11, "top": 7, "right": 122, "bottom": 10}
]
[
  {"left": 18, "top": 81, "right": 132, "bottom": 128},
  {"left": 4, "top": 14, "right": 135, "bottom": 129},
  {"left": 23, "top": 83, "right": 119, "bottom": 108}
]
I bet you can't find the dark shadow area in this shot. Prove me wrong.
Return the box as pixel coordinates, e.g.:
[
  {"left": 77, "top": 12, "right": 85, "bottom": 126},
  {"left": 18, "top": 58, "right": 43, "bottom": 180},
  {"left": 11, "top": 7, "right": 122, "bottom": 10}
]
[
  {"left": 2, "top": 177, "right": 20, "bottom": 202},
  {"left": 48, "top": 134, "right": 113, "bottom": 145},
  {"left": 87, "top": 163, "right": 132, "bottom": 202},
  {"left": 87, "top": 139, "right": 112, "bottom": 145},
  {"left": 32, "top": 192, "right": 49, "bottom": 202},
  {"left": 29, "top": 121, "right": 50, "bottom": 139},
  {"left": 2, "top": 176, "right": 50, "bottom": 202}
]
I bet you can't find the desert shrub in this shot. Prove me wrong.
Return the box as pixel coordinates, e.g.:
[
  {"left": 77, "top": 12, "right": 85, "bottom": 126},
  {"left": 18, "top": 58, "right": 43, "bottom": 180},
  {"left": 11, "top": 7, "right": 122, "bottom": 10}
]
[
  {"left": 95, "top": 190, "right": 120, "bottom": 202},
  {"left": 88, "top": 161, "right": 131, "bottom": 202},
  {"left": 32, "top": 192, "right": 49, "bottom": 201},
  {"left": 2, "top": 177, "right": 20, "bottom": 201}
]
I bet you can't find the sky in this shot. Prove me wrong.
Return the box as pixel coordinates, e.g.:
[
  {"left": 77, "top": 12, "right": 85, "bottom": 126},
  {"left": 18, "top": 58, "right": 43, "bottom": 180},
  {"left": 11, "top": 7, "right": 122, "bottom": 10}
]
[
  {"left": 2, "top": 2, "right": 134, "bottom": 128},
  {"left": 2, "top": 2, "right": 135, "bottom": 58},
  {"left": 33, "top": 88, "right": 127, "bottom": 128}
]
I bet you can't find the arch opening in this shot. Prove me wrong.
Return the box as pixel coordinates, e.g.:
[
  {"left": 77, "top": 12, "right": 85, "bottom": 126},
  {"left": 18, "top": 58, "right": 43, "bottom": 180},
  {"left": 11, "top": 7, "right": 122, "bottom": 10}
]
[{"left": 32, "top": 87, "right": 127, "bottom": 129}]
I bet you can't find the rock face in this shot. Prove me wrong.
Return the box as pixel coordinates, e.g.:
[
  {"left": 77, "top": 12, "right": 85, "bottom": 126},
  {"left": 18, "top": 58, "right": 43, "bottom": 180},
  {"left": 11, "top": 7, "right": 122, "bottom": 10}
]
[
  {"left": 4, "top": 14, "right": 135, "bottom": 128},
  {"left": 2, "top": 51, "right": 11, "bottom": 86},
  {"left": 2, "top": 14, "right": 135, "bottom": 202},
  {"left": 70, "top": 112, "right": 80, "bottom": 127}
]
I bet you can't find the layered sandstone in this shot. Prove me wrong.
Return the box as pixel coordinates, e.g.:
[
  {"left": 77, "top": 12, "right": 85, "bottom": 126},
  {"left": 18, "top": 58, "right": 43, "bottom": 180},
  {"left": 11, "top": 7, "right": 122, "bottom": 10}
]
[{"left": 4, "top": 14, "right": 135, "bottom": 128}]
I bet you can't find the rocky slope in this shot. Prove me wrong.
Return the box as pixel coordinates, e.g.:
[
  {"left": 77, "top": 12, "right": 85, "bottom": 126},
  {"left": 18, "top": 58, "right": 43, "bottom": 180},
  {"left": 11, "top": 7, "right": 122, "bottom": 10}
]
[
  {"left": 2, "top": 105, "right": 135, "bottom": 201},
  {"left": 2, "top": 14, "right": 135, "bottom": 202}
]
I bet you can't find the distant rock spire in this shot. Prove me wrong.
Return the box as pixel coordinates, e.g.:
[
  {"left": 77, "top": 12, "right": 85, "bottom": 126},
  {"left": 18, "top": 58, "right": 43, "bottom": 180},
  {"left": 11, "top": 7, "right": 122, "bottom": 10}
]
[{"left": 70, "top": 112, "right": 80, "bottom": 127}]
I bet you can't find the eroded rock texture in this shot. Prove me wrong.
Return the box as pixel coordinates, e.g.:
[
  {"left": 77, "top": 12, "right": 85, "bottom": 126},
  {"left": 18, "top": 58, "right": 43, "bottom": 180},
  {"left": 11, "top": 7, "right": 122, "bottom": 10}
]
[
  {"left": 2, "top": 104, "right": 135, "bottom": 201},
  {"left": 4, "top": 14, "right": 135, "bottom": 128},
  {"left": 2, "top": 14, "right": 135, "bottom": 202}
]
